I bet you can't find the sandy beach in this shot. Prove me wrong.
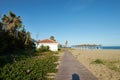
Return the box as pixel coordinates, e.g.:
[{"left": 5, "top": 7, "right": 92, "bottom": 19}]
[{"left": 71, "top": 49, "right": 120, "bottom": 80}]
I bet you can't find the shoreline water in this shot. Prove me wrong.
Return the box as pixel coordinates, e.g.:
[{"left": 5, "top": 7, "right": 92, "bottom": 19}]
[
  {"left": 102, "top": 46, "right": 120, "bottom": 50},
  {"left": 72, "top": 46, "right": 120, "bottom": 50}
]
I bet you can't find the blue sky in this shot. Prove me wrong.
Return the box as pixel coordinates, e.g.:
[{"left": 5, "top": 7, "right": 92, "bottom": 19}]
[{"left": 0, "top": 0, "right": 120, "bottom": 46}]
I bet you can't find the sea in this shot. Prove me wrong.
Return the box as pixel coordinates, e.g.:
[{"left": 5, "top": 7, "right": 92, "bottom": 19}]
[
  {"left": 72, "top": 46, "right": 120, "bottom": 50},
  {"left": 102, "top": 46, "right": 120, "bottom": 50}
]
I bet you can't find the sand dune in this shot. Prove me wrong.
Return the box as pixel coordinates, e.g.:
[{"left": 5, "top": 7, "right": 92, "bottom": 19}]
[{"left": 71, "top": 49, "right": 120, "bottom": 80}]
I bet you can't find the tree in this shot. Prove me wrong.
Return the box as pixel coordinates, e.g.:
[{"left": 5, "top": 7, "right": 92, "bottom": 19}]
[
  {"left": 50, "top": 36, "right": 56, "bottom": 41},
  {"left": 65, "top": 40, "right": 68, "bottom": 48},
  {"left": 0, "top": 12, "right": 35, "bottom": 54},
  {"left": 1, "top": 11, "right": 22, "bottom": 37},
  {"left": 24, "top": 31, "right": 34, "bottom": 48}
]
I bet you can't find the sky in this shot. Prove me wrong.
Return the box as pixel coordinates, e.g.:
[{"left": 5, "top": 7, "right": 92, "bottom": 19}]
[{"left": 0, "top": 0, "right": 120, "bottom": 46}]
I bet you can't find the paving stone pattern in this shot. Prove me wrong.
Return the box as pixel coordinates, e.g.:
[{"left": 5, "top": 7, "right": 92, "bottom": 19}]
[{"left": 55, "top": 50, "right": 98, "bottom": 80}]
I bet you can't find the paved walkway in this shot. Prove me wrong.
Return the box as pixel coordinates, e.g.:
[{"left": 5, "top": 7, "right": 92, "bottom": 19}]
[{"left": 55, "top": 50, "right": 98, "bottom": 80}]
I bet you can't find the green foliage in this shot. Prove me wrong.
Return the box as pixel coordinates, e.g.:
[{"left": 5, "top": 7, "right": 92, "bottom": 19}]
[
  {"left": 0, "top": 50, "right": 36, "bottom": 67},
  {"left": 91, "top": 59, "right": 120, "bottom": 72},
  {"left": 105, "top": 60, "right": 120, "bottom": 72},
  {"left": 92, "top": 59, "right": 104, "bottom": 64},
  {"left": 0, "top": 12, "right": 35, "bottom": 55},
  {"left": 50, "top": 36, "right": 56, "bottom": 41},
  {"left": 0, "top": 52, "right": 58, "bottom": 80},
  {"left": 36, "top": 45, "right": 50, "bottom": 52}
]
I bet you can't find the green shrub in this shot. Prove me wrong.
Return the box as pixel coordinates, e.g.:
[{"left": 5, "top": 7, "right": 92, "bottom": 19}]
[
  {"left": 91, "top": 59, "right": 120, "bottom": 72},
  {"left": 0, "top": 52, "right": 58, "bottom": 80},
  {"left": 92, "top": 59, "right": 104, "bottom": 64},
  {"left": 105, "top": 60, "right": 120, "bottom": 72},
  {"left": 36, "top": 45, "right": 50, "bottom": 52},
  {"left": 0, "top": 50, "right": 37, "bottom": 67}
]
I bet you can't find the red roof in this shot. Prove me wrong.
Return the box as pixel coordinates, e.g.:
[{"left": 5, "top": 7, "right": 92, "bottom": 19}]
[{"left": 38, "top": 39, "right": 58, "bottom": 43}]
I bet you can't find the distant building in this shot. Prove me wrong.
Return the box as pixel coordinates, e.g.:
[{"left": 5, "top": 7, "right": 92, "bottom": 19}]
[
  {"left": 72, "top": 44, "right": 102, "bottom": 49},
  {"left": 37, "top": 39, "right": 58, "bottom": 51}
]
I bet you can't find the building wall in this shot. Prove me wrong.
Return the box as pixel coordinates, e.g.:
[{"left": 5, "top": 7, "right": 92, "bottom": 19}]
[{"left": 37, "top": 43, "right": 58, "bottom": 51}]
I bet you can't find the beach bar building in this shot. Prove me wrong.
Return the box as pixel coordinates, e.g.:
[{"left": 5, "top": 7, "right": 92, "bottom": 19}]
[{"left": 72, "top": 44, "right": 102, "bottom": 49}]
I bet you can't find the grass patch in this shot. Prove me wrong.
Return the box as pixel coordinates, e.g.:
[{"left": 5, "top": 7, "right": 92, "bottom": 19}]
[
  {"left": 0, "top": 49, "right": 37, "bottom": 67},
  {"left": 92, "top": 59, "right": 104, "bottom": 64},
  {"left": 91, "top": 59, "right": 120, "bottom": 72},
  {"left": 105, "top": 60, "right": 120, "bottom": 72},
  {"left": 0, "top": 51, "right": 59, "bottom": 80}
]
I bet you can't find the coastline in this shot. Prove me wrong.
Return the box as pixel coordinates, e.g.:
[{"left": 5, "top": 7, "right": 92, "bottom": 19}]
[{"left": 70, "top": 49, "right": 120, "bottom": 80}]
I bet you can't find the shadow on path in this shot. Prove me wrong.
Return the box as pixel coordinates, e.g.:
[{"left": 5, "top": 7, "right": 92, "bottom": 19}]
[{"left": 72, "top": 73, "right": 80, "bottom": 80}]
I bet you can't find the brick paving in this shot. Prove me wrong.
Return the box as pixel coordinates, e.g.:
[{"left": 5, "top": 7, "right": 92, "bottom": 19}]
[{"left": 55, "top": 50, "right": 98, "bottom": 80}]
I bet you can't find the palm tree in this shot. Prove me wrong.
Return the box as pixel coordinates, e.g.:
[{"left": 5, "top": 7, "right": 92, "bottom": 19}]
[
  {"left": 25, "top": 32, "right": 30, "bottom": 45},
  {"left": 65, "top": 40, "right": 68, "bottom": 48},
  {"left": 1, "top": 11, "right": 22, "bottom": 37}
]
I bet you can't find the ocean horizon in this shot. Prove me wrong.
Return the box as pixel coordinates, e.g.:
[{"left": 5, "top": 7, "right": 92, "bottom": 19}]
[
  {"left": 102, "top": 46, "right": 120, "bottom": 50},
  {"left": 72, "top": 46, "right": 120, "bottom": 50}
]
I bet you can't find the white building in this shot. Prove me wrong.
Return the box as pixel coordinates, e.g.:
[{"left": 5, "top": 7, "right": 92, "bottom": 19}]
[{"left": 37, "top": 39, "right": 58, "bottom": 51}]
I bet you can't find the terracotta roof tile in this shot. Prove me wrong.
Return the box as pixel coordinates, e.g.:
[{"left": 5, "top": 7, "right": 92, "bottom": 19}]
[{"left": 38, "top": 39, "right": 57, "bottom": 43}]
